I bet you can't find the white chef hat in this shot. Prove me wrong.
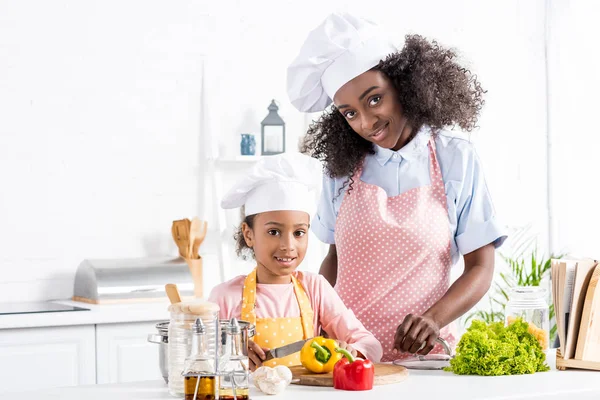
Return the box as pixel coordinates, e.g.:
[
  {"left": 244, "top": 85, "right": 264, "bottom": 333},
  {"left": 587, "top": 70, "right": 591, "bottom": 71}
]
[
  {"left": 220, "top": 153, "right": 322, "bottom": 218},
  {"left": 287, "top": 12, "right": 398, "bottom": 113}
]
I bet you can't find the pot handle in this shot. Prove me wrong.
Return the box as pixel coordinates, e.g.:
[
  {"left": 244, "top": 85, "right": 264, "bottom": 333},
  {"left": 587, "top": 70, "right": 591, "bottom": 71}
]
[{"left": 147, "top": 334, "right": 167, "bottom": 344}]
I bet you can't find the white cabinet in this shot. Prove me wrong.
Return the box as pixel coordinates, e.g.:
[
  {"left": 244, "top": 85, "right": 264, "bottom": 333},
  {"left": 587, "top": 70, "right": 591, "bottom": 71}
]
[
  {"left": 95, "top": 321, "right": 163, "bottom": 384},
  {"left": 0, "top": 325, "right": 96, "bottom": 392},
  {"left": 0, "top": 320, "right": 164, "bottom": 391}
]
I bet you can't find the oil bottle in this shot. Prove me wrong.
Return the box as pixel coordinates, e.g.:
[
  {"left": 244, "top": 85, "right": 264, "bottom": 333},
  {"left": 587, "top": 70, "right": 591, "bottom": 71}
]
[
  {"left": 218, "top": 318, "right": 250, "bottom": 400},
  {"left": 182, "top": 318, "right": 217, "bottom": 400}
]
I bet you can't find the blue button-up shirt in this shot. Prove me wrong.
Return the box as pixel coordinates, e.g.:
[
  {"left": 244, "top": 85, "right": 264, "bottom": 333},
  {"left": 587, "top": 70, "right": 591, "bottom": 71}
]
[{"left": 311, "top": 126, "right": 507, "bottom": 266}]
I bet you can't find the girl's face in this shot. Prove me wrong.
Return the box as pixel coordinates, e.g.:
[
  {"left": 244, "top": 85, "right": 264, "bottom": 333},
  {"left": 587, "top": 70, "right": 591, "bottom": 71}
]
[
  {"left": 333, "top": 69, "right": 413, "bottom": 151},
  {"left": 242, "top": 210, "right": 310, "bottom": 284}
]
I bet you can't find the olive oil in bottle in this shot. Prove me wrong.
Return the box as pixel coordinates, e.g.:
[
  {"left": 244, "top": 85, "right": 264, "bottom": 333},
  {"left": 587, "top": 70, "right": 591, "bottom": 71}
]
[
  {"left": 184, "top": 376, "right": 216, "bottom": 400},
  {"left": 182, "top": 319, "right": 217, "bottom": 400},
  {"left": 218, "top": 393, "right": 250, "bottom": 400},
  {"left": 218, "top": 318, "right": 250, "bottom": 400}
]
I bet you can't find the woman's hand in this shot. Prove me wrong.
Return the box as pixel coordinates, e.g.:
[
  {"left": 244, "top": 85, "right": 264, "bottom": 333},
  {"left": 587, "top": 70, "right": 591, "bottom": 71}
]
[
  {"left": 393, "top": 313, "right": 440, "bottom": 355},
  {"left": 248, "top": 340, "right": 269, "bottom": 371}
]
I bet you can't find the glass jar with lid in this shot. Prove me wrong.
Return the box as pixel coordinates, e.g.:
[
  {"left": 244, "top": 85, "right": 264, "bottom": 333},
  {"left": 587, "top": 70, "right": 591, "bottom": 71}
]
[
  {"left": 168, "top": 300, "right": 220, "bottom": 397},
  {"left": 505, "top": 286, "right": 550, "bottom": 351}
]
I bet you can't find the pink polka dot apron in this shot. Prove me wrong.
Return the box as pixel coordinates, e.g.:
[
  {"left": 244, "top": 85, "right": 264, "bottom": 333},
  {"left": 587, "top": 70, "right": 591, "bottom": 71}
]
[
  {"left": 241, "top": 268, "right": 314, "bottom": 367},
  {"left": 334, "top": 137, "right": 456, "bottom": 362}
]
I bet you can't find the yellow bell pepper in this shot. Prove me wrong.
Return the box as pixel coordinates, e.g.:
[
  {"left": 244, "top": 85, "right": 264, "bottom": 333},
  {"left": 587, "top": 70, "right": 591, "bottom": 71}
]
[{"left": 300, "top": 337, "right": 343, "bottom": 373}]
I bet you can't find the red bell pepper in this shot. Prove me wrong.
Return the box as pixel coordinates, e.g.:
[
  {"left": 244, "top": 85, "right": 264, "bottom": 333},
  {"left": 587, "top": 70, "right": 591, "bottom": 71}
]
[{"left": 333, "top": 348, "right": 375, "bottom": 391}]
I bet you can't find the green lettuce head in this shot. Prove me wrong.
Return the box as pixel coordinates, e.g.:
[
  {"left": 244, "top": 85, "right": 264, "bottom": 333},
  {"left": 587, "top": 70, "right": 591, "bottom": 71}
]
[{"left": 445, "top": 319, "right": 550, "bottom": 376}]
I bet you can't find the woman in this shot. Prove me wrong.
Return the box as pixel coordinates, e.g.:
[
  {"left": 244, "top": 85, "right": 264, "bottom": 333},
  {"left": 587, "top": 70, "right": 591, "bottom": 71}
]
[{"left": 287, "top": 12, "right": 507, "bottom": 361}]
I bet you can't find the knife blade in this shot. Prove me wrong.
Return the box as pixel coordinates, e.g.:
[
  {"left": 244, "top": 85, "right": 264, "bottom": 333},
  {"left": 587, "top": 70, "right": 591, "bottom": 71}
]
[{"left": 263, "top": 339, "right": 308, "bottom": 361}]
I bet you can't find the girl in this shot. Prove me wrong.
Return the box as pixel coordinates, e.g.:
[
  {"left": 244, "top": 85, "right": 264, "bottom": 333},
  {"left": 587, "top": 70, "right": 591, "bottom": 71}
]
[
  {"left": 208, "top": 152, "right": 382, "bottom": 370},
  {"left": 287, "top": 12, "right": 507, "bottom": 361}
]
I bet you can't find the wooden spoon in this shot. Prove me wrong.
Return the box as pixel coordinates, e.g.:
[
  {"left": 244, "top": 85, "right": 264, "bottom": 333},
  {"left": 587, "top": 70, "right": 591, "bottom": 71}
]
[
  {"left": 189, "top": 218, "right": 208, "bottom": 259},
  {"left": 171, "top": 219, "right": 191, "bottom": 258},
  {"left": 165, "top": 283, "right": 182, "bottom": 304}
]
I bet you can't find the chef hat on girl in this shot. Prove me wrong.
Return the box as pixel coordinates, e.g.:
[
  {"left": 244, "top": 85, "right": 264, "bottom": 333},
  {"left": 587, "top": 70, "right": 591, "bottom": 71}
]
[
  {"left": 286, "top": 12, "right": 397, "bottom": 113},
  {"left": 221, "top": 153, "right": 322, "bottom": 217}
]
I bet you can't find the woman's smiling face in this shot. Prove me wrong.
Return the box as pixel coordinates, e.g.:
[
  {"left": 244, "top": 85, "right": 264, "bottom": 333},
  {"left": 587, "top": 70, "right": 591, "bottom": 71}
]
[{"left": 333, "top": 69, "right": 413, "bottom": 151}]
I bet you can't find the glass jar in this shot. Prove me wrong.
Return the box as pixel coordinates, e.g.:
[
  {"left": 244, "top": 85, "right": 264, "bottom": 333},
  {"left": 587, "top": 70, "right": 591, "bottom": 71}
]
[
  {"left": 168, "top": 300, "right": 220, "bottom": 398},
  {"left": 505, "top": 286, "right": 550, "bottom": 351}
]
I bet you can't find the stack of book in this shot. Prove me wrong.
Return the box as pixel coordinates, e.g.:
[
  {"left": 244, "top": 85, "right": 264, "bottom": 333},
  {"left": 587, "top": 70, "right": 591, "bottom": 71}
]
[{"left": 552, "top": 258, "right": 600, "bottom": 370}]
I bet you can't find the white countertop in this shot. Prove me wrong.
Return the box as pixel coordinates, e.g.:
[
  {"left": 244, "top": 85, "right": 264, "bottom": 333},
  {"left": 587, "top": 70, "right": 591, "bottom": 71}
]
[
  {"left": 0, "top": 299, "right": 171, "bottom": 329},
  {"left": 2, "top": 351, "right": 599, "bottom": 400}
]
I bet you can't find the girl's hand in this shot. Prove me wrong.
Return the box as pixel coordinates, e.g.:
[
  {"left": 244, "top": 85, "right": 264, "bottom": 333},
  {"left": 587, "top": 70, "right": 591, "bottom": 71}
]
[
  {"left": 248, "top": 340, "right": 269, "bottom": 371},
  {"left": 393, "top": 313, "right": 440, "bottom": 355},
  {"left": 336, "top": 340, "right": 358, "bottom": 358}
]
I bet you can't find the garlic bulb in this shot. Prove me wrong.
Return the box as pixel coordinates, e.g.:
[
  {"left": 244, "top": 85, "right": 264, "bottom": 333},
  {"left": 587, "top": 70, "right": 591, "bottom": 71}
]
[
  {"left": 252, "top": 367, "right": 269, "bottom": 390},
  {"left": 273, "top": 365, "right": 292, "bottom": 385},
  {"left": 252, "top": 365, "right": 293, "bottom": 395}
]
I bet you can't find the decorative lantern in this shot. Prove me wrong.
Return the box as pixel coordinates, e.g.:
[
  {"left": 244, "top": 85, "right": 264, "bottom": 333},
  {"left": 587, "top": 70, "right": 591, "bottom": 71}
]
[{"left": 261, "top": 100, "right": 285, "bottom": 155}]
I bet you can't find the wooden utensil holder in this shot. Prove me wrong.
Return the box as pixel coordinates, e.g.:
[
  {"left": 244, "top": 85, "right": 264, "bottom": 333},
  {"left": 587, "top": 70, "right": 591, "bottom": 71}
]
[
  {"left": 556, "top": 349, "right": 600, "bottom": 371},
  {"left": 555, "top": 262, "right": 600, "bottom": 371},
  {"left": 185, "top": 257, "right": 203, "bottom": 298}
]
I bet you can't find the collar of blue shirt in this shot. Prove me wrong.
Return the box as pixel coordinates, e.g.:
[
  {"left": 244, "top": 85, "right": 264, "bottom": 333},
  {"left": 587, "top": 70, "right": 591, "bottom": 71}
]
[{"left": 374, "top": 125, "right": 431, "bottom": 165}]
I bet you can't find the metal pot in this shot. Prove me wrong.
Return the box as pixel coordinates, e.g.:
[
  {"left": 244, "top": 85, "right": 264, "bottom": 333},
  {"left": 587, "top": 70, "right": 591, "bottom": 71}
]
[
  {"left": 148, "top": 319, "right": 256, "bottom": 384},
  {"left": 147, "top": 321, "right": 169, "bottom": 383},
  {"left": 218, "top": 318, "right": 255, "bottom": 357}
]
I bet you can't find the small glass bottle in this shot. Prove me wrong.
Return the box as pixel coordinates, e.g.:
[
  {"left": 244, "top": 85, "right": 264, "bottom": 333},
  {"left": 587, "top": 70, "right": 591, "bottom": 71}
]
[
  {"left": 168, "top": 301, "right": 220, "bottom": 397},
  {"left": 218, "top": 318, "right": 249, "bottom": 400},
  {"left": 506, "top": 286, "right": 550, "bottom": 351},
  {"left": 247, "top": 134, "right": 256, "bottom": 156},
  {"left": 240, "top": 134, "right": 249, "bottom": 155},
  {"left": 182, "top": 319, "right": 217, "bottom": 400}
]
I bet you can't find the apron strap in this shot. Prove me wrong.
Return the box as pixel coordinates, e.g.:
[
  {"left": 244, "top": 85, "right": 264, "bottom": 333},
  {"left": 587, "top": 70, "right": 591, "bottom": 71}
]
[
  {"left": 291, "top": 273, "right": 315, "bottom": 339},
  {"left": 241, "top": 269, "right": 258, "bottom": 327},
  {"left": 427, "top": 136, "right": 446, "bottom": 203}
]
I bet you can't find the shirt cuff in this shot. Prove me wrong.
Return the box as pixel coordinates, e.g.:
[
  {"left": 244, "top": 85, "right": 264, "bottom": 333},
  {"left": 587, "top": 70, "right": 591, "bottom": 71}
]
[
  {"left": 311, "top": 214, "right": 336, "bottom": 244},
  {"left": 455, "top": 217, "right": 508, "bottom": 255},
  {"left": 351, "top": 339, "right": 383, "bottom": 363}
]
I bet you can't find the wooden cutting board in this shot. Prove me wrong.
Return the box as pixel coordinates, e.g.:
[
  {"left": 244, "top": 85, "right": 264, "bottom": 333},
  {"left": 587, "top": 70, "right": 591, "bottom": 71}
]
[
  {"left": 289, "top": 363, "right": 408, "bottom": 387},
  {"left": 575, "top": 263, "right": 600, "bottom": 361}
]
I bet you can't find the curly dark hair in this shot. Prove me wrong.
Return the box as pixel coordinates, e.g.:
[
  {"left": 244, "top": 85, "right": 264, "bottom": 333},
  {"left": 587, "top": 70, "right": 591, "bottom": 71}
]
[
  {"left": 300, "top": 34, "right": 485, "bottom": 194},
  {"left": 234, "top": 206, "right": 256, "bottom": 260}
]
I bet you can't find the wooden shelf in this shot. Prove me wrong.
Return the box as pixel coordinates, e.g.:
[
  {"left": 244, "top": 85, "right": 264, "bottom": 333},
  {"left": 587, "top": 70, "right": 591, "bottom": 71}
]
[
  {"left": 556, "top": 349, "right": 600, "bottom": 371},
  {"left": 215, "top": 156, "right": 260, "bottom": 164}
]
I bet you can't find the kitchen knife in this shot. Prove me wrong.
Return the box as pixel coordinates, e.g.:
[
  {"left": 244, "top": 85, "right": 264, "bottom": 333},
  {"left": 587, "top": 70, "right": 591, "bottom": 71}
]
[
  {"left": 393, "top": 337, "right": 454, "bottom": 370},
  {"left": 263, "top": 339, "right": 308, "bottom": 361}
]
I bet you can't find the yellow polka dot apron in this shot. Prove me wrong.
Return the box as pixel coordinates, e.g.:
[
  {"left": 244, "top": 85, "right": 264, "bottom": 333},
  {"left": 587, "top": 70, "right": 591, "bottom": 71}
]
[
  {"left": 241, "top": 268, "right": 314, "bottom": 367},
  {"left": 334, "top": 137, "right": 456, "bottom": 362}
]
